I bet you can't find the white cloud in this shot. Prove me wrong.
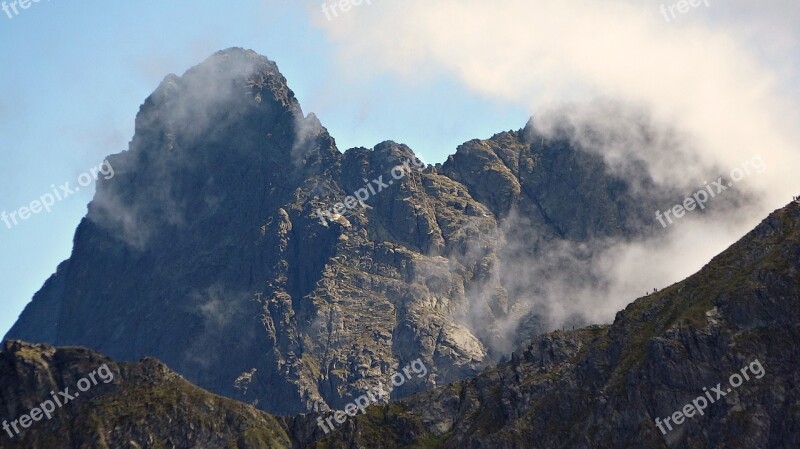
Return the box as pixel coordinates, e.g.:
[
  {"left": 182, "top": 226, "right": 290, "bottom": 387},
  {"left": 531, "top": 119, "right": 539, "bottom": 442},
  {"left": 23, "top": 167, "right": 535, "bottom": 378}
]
[{"left": 313, "top": 0, "right": 798, "bottom": 207}]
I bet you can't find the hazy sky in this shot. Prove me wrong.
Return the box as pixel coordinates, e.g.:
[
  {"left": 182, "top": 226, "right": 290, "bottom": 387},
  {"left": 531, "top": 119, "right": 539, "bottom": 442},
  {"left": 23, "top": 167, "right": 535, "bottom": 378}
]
[{"left": 1, "top": 0, "right": 798, "bottom": 337}]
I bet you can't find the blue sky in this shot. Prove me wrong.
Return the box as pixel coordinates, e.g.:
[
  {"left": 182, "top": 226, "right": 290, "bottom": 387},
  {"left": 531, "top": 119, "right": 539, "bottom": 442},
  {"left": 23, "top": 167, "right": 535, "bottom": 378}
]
[{"left": 0, "top": 0, "right": 528, "bottom": 336}]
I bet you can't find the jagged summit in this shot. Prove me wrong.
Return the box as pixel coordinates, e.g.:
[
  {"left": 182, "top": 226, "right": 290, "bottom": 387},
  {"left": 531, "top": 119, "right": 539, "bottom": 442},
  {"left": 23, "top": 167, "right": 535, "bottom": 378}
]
[
  {"left": 137, "top": 47, "right": 308, "bottom": 152},
  {"left": 150, "top": 47, "right": 284, "bottom": 102}
]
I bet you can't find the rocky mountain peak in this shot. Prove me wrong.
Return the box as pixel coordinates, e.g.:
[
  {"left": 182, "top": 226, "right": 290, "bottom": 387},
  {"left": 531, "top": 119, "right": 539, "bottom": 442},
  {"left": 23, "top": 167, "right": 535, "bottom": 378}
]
[{"left": 6, "top": 49, "right": 699, "bottom": 416}]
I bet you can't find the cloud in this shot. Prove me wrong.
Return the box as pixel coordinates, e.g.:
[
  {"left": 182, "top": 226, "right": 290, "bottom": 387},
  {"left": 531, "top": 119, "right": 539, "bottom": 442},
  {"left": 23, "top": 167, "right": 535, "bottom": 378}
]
[
  {"left": 185, "top": 285, "right": 250, "bottom": 370},
  {"left": 449, "top": 194, "right": 772, "bottom": 355},
  {"left": 313, "top": 0, "right": 798, "bottom": 209},
  {"left": 292, "top": 112, "right": 327, "bottom": 165}
]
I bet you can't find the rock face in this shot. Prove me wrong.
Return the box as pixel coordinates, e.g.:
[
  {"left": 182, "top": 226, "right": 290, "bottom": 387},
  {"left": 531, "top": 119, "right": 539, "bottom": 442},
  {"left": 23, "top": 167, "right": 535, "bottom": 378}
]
[
  {"left": 0, "top": 340, "right": 291, "bottom": 449},
  {"left": 314, "top": 201, "right": 800, "bottom": 449},
  {"left": 6, "top": 48, "right": 679, "bottom": 415}
]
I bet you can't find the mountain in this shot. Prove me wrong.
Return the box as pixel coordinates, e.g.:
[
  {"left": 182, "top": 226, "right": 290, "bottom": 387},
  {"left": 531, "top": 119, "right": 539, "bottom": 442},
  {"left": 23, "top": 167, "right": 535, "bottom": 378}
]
[
  {"left": 3, "top": 201, "right": 798, "bottom": 448},
  {"left": 6, "top": 48, "right": 681, "bottom": 415}
]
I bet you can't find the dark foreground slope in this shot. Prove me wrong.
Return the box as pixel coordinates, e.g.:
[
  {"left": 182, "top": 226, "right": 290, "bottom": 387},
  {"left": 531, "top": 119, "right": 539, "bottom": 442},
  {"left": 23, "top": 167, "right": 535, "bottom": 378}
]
[
  {"left": 312, "top": 201, "right": 800, "bottom": 449},
  {"left": 0, "top": 341, "right": 290, "bottom": 449}
]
